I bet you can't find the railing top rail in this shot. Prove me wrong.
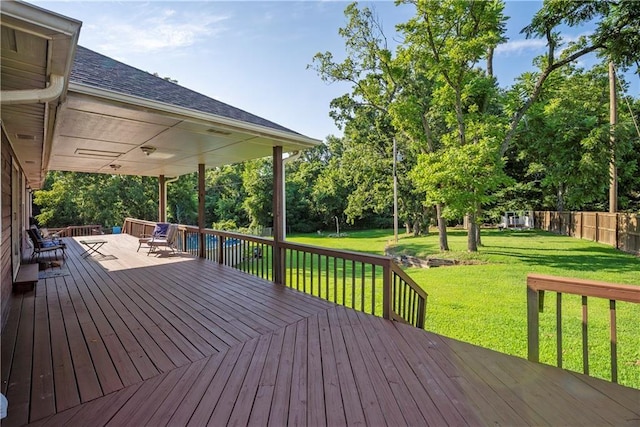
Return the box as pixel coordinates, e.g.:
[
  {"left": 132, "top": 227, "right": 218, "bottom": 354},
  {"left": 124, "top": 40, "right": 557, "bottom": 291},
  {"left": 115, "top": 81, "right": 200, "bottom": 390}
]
[
  {"left": 527, "top": 274, "right": 640, "bottom": 304},
  {"left": 124, "top": 217, "right": 156, "bottom": 226},
  {"left": 390, "top": 262, "right": 428, "bottom": 299},
  {"left": 176, "top": 225, "right": 273, "bottom": 245},
  {"left": 280, "top": 240, "right": 391, "bottom": 266}
]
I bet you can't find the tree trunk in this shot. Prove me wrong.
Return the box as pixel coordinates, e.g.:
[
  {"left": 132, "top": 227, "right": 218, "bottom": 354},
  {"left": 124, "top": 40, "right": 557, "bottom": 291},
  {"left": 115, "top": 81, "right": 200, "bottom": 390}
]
[
  {"left": 475, "top": 206, "right": 483, "bottom": 247},
  {"left": 436, "top": 203, "right": 449, "bottom": 251},
  {"left": 467, "top": 211, "right": 478, "bottom": 252},
  {"left": 557, "top": 184, "right": 565, "bottom": 212},
  {"left": 413, "top": 220, "right": 421, "bottom": 237}
]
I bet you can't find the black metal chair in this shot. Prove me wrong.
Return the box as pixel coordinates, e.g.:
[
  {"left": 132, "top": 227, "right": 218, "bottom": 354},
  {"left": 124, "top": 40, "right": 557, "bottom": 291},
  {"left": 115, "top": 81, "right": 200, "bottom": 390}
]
[{"left": 27, "top": 227, "right": 66, "bottom": 261}]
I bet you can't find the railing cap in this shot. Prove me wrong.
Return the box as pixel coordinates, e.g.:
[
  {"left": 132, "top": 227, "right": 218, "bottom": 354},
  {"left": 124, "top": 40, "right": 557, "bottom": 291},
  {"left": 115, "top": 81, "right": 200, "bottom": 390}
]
[{"left": 527, "top": 274, "right": 640, "bottom": 304}]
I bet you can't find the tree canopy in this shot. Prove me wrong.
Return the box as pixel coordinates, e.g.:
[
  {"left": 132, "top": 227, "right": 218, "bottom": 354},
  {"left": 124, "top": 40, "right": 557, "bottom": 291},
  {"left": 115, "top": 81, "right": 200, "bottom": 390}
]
[{"left": 35, "top": 0, "right": 639, "bottom": 251}]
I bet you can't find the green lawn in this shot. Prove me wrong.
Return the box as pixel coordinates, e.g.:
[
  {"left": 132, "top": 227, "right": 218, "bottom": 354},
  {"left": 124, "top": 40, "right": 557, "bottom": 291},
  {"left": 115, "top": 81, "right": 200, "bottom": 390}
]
[{"left": 288, "top": 228, "right": 640, "bottom": 389}]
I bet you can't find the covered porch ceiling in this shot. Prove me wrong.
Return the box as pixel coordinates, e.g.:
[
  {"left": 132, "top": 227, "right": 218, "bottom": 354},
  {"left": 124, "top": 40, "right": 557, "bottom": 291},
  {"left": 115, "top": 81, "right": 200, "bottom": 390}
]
[
  {"left": 51, "top": 83, "right": 320, "bottom": 179},
  {"left": 1, "top": 1, "right": 320, "bottom": 190}
]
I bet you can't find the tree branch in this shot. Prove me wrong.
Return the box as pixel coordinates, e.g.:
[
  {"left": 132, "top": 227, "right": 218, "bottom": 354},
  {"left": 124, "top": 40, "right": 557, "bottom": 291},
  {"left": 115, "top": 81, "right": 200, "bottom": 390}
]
[{"left": 500, "top": 42, "right": 604, "bottom": 155}]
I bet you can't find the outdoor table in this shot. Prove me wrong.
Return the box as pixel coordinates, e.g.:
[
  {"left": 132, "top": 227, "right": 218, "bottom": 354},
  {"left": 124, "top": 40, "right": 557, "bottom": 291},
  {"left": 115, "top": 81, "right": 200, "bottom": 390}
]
[{"left": 79, "top": 239, "right": 108, "bottom": 258}]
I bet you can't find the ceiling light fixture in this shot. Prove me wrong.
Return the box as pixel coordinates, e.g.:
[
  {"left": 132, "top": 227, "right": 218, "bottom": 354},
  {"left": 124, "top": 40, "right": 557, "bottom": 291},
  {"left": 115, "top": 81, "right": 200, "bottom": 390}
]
[
  {"left": 140, "top": 145, "right": 157, "bottom": 156},
  {"left": 109, "top": 164, "right": 121, "bottom": 170}
]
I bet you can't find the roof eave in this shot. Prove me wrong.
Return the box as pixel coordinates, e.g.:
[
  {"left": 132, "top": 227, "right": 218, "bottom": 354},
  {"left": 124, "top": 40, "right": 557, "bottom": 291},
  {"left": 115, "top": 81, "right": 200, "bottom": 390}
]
[{"left": 68, "top": 82, "right": 322, "bottom": 150}]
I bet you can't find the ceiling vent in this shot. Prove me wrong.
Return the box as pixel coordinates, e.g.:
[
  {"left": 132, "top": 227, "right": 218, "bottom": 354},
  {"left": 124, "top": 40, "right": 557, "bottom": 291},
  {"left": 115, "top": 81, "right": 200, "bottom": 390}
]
[{"left": 16, "top": 134, "right": 36, "bottom": 140}]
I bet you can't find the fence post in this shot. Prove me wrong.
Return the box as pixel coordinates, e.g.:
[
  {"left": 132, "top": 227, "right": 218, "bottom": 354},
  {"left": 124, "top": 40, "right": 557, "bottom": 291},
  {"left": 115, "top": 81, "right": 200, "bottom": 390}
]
[
  {"left": 595, "top": 212, "right": 599, "bottom": 242},
  {"left": 615, "top": 213, "right": 619, "bottom": 250}
]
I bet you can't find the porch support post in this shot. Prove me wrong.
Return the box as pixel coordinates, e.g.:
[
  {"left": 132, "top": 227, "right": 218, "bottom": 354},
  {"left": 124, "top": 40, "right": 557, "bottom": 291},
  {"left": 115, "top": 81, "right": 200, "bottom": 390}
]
[
  {"left": 273, "top": 146, "right": 284, "bottom": 285},
  {"left": 158, "top": 175, "right": 166, "bottom": 222},
  {"left": 198, "top": 163, "right": 205, "bottom": 259}
]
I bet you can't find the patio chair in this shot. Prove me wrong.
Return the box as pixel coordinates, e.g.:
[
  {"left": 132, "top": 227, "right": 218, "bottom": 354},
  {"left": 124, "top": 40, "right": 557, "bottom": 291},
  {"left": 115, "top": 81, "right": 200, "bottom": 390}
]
[
  {"left": 29, "top": 220, "right": 64, "bottom": 243},
  {"left": 27, "top": 227, "right": 66, "bottom": 261},
  {"left": 147, "top": 223, "right": 178, "bottom": 256},
  {"left": 137, "top": 222, "right": 170, "bottom": 252}
]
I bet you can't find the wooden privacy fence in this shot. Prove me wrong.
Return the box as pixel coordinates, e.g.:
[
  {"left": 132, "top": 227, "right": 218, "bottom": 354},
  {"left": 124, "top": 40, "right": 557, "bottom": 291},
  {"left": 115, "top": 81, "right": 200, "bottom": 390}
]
[
  {"left": 527, "top": 274, "right": 640, "bottom": 383},
  {"left": 123, "top": 218, "right": 427, "bottom": 329},
  {"left": 533, "top": 211, "right": 640, "bottom": 255}
]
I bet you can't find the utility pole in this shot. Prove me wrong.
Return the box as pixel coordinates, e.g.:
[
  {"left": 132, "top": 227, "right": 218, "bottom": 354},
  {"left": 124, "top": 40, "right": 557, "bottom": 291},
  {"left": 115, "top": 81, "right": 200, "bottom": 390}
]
[
  {"left": 609, "top": 61, "right": 617, "bottom": 213},
  {"left": 393, "top": 138, "right": 398, "bottom": 243}
]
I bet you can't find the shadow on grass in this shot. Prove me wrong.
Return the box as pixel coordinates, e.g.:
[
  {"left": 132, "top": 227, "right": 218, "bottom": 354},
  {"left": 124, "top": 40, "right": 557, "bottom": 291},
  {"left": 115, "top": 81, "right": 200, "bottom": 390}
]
[
  {"left": 484, "top": 249, "right": 639, "bottom": 274},
  {"left": 396, "top": 228, "right": 639, "bottom": 276}
]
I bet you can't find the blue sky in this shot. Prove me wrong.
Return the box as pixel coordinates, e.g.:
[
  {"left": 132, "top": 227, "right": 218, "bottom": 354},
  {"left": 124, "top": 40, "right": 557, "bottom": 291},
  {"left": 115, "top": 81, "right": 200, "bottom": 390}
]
[{"left": 33, "top": 1, "right": 638, "bottom": 141}]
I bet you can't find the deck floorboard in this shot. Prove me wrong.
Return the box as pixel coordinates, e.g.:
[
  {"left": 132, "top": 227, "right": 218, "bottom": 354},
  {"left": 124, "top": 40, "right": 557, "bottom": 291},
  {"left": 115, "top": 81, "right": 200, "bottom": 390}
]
[{"left": 1, "top": 234, "right": 638, "bottom": 426}]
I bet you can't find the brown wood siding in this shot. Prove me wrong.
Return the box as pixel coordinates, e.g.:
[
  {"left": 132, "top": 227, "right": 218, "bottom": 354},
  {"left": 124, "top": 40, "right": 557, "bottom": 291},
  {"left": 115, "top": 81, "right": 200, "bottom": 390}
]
[{"left": 1, "top": 133, "right": 14, "bottom": 332}]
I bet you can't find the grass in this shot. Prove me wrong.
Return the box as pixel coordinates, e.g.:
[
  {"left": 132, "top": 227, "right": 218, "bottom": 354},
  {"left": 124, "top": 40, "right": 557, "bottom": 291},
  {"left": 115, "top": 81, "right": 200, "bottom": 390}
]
[{"left": 288, "top": 228, "right": 640, "bottom": 389}]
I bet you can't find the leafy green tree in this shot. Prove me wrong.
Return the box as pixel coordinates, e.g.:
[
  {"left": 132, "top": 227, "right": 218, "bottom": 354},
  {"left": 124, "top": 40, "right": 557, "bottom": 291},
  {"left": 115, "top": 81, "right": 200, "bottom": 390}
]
[
  {"left": 205, "top": 164, "right": 249, "bottom": 227},
  {"left": 310, "top": 137, "right": 352, "bottom": 230},
  {"left": 508, "top": 61, "right": 639, "bottom": 211},
  {"left": 34, "top": 172, "right": 157, "bottom": 228},
  {"left": 34, "top": 172, "right": 81, "bottom": 226},
  {"left": 167, "top": 173, "right": 197, "bottom": 225},
  {"left": 285, "top": 144, "right": 330, "bottom": 232},
  {"left": 398, "top": 0, "right": 508, "bottom": 251},
  {"left": 310, "top": 2, "right": 443, "bottom": 243},
  {"left": 242, "top": 158, "right": 274, "bottom": 228},
  {"left": 504, "top": 0, "right": 640, "bottom": 155}
]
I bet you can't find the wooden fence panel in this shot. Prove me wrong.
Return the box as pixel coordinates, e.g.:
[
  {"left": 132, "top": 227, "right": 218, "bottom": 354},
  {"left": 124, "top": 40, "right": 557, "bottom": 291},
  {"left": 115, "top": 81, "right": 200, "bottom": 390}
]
[
  {"left": 618, "top": 214, "right": 640, "bottom": 255},
  {"left": 534, "top": 211, "right": 639, "bottom": 255},
  {"left": 549, "top": 212, "right": 561, "bottom": 234},
  {"left": 559, "top": 212, "right": 571, "bottom": 236},
  {"left": 570, "top": 212, "right": 582, "bottom": 239},
  {"left": 597, "top": 213, "right": 617, "bottom": 247},
  {"left": 582, "top": 212, "right": 598, "bottom": 241}
]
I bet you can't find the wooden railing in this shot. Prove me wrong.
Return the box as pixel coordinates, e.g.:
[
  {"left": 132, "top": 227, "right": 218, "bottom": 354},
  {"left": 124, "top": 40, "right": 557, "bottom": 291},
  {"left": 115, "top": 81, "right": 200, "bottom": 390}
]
[
  {"left": 121, "top": 218, "right": 156, "bottom": 238},
  {"left": 527, "top": 274, "right": 640, "bottom": 383},
  {"left": 122, "top": 218, "right": 427, "bottom": 328},
  {"left": 47, "top": 224, "right": 103, "bottom": 237},
  {"left": 278, "top": 241, "right": 427, "bottom": 327}
]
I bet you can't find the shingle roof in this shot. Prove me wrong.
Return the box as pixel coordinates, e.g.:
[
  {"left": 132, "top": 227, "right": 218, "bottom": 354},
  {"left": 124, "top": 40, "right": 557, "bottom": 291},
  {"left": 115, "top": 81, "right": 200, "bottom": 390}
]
[{"left": 70, "top": 46, "right": 299, "bottom": 135}]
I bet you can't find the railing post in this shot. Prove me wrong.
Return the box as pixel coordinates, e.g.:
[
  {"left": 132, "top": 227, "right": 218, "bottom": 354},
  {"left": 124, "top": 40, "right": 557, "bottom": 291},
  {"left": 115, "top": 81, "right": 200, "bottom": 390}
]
[
  {"left": 383, "top": 260, "right": 391, "bottom": 320},
  {"left": 217, "top": 236, "right": 224, "bottom": 264},
  {"left": 417, "top": 297, "right": 426, "bottom": 329},
  {"left": 198, "top": 163, "right": 206, "bottom": 259},
  {"left": 527, "top": 284, "right": 541, "bottom": 363}
]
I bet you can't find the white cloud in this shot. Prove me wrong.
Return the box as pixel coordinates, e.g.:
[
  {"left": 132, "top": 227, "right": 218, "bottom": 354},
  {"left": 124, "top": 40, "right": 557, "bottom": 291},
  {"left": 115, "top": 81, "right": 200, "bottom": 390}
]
[
  {"left": 496, "top": 31, "right": 593, "bottom": 57},
  {"left": 495, "top": 38, "right": 547, "bottom": 55},
  {"left": 95, "top": 9, "right": 229, "bottom": 54}
]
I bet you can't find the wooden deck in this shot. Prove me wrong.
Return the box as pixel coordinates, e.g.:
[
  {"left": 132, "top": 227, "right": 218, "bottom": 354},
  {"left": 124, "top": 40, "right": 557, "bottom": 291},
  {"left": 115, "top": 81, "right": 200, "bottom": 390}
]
[{"left": 2, "top": 235, "right": 639, "bottom": 426}]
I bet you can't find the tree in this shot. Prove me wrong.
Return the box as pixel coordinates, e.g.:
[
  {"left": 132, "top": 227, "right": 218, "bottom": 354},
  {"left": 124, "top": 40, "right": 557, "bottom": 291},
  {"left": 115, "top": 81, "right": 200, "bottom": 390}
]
[
  {"left": 242, "top": 158, "right": 274, "bottom": 228},
  {"left": 167, "top": 173, "right": 197, "bottom": 225},
  {"left": 503, "top": 0, "right": 640, "bottom": 156},
  {"left": 398, "top": 0, "right": 508, "bottom": 251},
  {"left": 310, "top": 2, "right": 448, "bottom": 246},
  {"left": 205, "top": 164, "right": 249, "bottom": 227},
  {"left": 34, "top": 172, "right": 158, "bottom": 228},
  {"left": 507, "top": 61, "right": 639, "bottom": 212}
]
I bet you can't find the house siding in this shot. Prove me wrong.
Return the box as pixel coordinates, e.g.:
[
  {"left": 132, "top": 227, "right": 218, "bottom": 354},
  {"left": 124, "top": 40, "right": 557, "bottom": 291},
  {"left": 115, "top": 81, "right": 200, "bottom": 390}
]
[{"left": 1, "top": 132, "right": 13, "bottom": 331}]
